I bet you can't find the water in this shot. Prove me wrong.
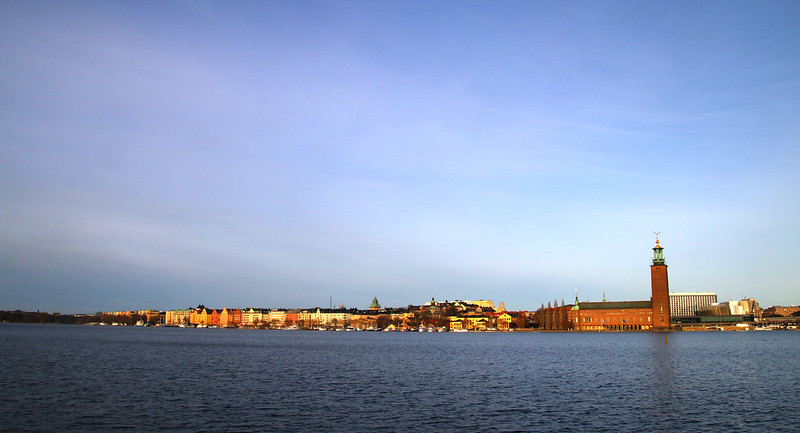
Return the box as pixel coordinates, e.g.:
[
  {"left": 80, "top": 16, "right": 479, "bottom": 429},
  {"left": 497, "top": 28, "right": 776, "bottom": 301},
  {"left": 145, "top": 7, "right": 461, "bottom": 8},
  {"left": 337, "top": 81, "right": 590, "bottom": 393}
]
[{"left": 1, "top": 324, "right": 798, "bottom": 432}]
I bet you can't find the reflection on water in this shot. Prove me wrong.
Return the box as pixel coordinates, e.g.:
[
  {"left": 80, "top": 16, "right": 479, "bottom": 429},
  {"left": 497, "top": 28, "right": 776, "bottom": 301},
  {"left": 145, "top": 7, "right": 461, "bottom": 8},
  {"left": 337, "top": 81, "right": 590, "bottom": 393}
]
[
  {"left": 1, "top": 324, "right": 798, "bottom": 432},
  {"left": 648, "top": 332, "right": 676, "bottom": 428}
]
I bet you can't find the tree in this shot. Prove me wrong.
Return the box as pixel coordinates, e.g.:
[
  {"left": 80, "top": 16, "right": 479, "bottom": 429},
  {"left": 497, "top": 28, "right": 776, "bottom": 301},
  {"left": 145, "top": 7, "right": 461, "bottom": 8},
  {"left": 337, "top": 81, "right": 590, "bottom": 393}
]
[{"left": 376, "top": 315, "right": 392, "bottom": 330}]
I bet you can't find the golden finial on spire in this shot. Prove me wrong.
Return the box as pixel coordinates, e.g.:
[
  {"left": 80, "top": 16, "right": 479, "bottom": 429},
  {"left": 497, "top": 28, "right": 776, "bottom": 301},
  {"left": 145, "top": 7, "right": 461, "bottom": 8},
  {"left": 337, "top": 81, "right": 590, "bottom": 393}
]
[{"left": 654, "top": 231, "right": 661, "bottom": 248}]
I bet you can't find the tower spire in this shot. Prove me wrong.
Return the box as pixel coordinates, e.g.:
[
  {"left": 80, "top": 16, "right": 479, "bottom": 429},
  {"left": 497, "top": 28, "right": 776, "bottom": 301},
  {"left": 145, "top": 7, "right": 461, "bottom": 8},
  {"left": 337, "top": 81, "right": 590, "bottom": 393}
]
[
  {"left": 652, "top": 232, "right": 665, "bottom": 265},
  {"left": 650, "top": 234, "right": 671, "bottom": 330}
]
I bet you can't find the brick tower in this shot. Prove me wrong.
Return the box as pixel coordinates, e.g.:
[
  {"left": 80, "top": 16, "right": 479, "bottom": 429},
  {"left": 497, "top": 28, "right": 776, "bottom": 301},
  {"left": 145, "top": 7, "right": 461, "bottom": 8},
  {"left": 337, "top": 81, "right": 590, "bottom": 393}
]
[{"left": 650, "top": 235, "right": 671, "bottom": 330}]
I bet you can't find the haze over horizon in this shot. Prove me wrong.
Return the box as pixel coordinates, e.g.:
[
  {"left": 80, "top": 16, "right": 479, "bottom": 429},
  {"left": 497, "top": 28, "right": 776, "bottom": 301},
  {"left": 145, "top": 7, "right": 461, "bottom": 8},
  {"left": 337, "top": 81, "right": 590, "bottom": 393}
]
[{"left": 2, "top": 1, "right": 799, "bottom": 314}]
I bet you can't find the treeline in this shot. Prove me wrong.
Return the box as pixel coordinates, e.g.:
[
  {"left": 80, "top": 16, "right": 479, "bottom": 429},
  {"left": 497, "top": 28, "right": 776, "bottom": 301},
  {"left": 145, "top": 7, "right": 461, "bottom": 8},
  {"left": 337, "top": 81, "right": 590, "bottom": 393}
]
[{"left": 0, "top": 310, "right": 99, "bottom": 325}]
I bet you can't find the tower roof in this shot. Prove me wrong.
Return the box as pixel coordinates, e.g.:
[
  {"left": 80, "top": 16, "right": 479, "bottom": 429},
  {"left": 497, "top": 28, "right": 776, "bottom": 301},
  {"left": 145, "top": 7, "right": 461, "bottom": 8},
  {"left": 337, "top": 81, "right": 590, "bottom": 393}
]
[{"left": 652, "top": 232, "right": 666, "bottom": 265}]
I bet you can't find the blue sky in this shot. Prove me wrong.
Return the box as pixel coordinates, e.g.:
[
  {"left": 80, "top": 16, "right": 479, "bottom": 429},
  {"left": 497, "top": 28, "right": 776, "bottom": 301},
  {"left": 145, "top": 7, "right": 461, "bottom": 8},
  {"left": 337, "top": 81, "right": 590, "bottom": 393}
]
[{"left": 1, "top": 1, "right": 798, "bottom": 314}]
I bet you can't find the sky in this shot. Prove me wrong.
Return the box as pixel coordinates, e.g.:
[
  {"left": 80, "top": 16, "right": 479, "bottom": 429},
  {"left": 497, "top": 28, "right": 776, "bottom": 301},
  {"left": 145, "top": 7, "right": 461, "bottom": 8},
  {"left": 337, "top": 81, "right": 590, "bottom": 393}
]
[{"left": 1, "top": 1, "right": 799, "bottom": 314}]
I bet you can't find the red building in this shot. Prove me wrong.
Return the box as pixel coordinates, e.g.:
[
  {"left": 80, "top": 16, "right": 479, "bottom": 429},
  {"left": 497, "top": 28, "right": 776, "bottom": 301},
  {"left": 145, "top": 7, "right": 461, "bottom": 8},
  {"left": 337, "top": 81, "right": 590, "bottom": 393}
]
[
  {"left": 650, "top": 238, "right": 670, "bottom": 330},
  {"left": 219, "top": 308, "right": 243, "bottom": 327},
  {"left": 208, "top": 309, "right": 220, "bottom": 327},
  {"left": 539, "top": 238, "right": 672, "bottom": 331}
]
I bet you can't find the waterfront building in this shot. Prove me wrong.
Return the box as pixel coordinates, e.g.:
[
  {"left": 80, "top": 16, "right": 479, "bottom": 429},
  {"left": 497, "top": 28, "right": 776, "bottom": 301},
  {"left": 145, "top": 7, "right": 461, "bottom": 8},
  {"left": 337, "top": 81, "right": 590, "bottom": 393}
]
[
  {"left": 650, "top": 238, "right": 670, "bottom": 330},
  {"left": 497, "top": 312, "right": 513, "bottom": 330},
  {"left": 669, "top": 292, "right": 717, "bottom": 317},
  {"left": 285, "top": 311, "right": 299, "bottom": 326},
  {"left": 763, "top": 305, "right": 800, "bottom": 317},
  {"left": 698, "top": 298, "right": 760, "bottom": 316},
  {"left": 297, "top": 309, "right": 323, "bottom": 328},
  {"left": 135, "top": 310, "right": 161, "bottom": 323},
  {"left": 219, "top": 308, "right": 242, "bottom": 327},
  {"left": 450, "top": 317, "right": 465, "bottom": 330},
  {"left": 463, "top": 314, "right": 490, "bottom": 331},
  {"left": 208, "top": 309, "right": 220, "bottom": 327},
  {"left": 319, "top": 310, "right": 352, "bottom": 327},
  {"left": 165, "top": 309, "right": 192, "bottom": 325},
  {"left": 538, "top": 237, "right": 672, "bottom": 331},
  {"left": 268, "top": 309, "right": 287, "bottom": 327},
  {"left": 729, "top": 298, "right": 759, "bottom": 316},
  {"left": 219, "top": 308, "right": 232, "bottom": 327},
  {"left": 190, "top": 307, "right": 210, "bottom": 326},
  {"left": 241, "top": 308, "right": 265, "bottom": 327},
  {"left": 570, "top": 301, "right": 653, "bottom": 331}
]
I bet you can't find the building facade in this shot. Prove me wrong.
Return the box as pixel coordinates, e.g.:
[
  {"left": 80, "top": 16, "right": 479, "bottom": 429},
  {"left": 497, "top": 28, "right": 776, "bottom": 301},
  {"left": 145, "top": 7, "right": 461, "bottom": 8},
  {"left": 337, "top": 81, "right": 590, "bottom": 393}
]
[
  {"left": 165, "top": 309, "right": 192, "bottom": 325},
  {"left": 219, "top": 308, "right": 242, "bottom": 327},
  {"left": 669, "top": 292, "right": 717, "bottom": 317},
  {"left": 268, "top": 310, "right": 287, "bottom": 327},
  {"left": 650, "top": 238, "right": 670, "bottom": 330},
  {"left": 538, "top": 238, "right": 672, "bottom": 331},
  {"left": 763, "top": 305, "right": 799, "bottom": 317}
]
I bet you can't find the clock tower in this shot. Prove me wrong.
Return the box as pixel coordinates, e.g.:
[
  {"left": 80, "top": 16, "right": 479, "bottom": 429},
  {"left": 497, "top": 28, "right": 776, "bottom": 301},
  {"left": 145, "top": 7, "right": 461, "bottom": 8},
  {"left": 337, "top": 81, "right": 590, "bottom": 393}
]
[{"left": 650, "top": 234, "right": 671, "bottom": 330}]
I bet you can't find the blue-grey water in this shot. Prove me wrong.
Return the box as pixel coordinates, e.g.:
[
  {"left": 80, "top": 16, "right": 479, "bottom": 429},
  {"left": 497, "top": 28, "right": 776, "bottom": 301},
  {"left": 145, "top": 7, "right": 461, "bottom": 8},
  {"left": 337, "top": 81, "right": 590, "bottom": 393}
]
[{"left": 1, "top": 324, "right": 798, "bottom": 432}]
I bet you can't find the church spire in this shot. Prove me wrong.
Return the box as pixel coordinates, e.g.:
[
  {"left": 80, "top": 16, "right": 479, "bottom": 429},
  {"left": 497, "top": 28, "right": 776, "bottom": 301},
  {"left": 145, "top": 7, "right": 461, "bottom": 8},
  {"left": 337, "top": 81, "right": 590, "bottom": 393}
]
[{"left": 572, "top": 288, "right": 580, "bottom": 310}]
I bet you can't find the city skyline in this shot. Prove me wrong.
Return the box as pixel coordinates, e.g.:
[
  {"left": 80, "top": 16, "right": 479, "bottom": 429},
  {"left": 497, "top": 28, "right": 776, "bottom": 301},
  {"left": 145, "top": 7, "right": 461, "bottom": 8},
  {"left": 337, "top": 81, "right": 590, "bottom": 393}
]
[{"left": 2, "top": 1, "right": 799, "bottom": 314}]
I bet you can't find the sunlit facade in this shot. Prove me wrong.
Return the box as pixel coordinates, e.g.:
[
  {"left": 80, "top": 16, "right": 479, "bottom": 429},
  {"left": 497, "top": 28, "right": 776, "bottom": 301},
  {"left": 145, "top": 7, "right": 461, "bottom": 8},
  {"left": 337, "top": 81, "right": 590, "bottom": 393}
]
[{"left": 669, "top": 292, "right": 717, "bottom": 317}]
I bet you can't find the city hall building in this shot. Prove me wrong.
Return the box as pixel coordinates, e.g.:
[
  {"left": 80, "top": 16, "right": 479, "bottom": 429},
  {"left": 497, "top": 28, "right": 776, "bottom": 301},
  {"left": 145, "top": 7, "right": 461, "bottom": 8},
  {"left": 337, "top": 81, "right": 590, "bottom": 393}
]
[{"left": 539, "top": 238, "right": 671, "bottom": 331}]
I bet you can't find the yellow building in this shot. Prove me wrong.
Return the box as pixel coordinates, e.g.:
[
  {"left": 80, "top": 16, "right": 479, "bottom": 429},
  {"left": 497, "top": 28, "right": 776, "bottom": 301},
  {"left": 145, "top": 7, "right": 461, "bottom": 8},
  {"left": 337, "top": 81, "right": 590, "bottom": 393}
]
[
  {"left": 136, "top": 310, "right": 161, "bottom": 322},
  {"left": 268, "top": 310, "right": 287, "bottom": 327},
  {"left": 219, "top": 308, "right": 235, "bottom": 327},
  {"left": 190, "top": 308, "right": 210, "bottom": 326},
  {"left": 465, "top": 316, "right": 489, "bottom": 331},
  {"left": 466, "top": 300, "right": 495, "bottom": 310},
  {"left": 497, "top": 312, "right": 513, "bottom": 331},
  {"left": 297, "top": 309, "right": 323, "bottom": 328}
]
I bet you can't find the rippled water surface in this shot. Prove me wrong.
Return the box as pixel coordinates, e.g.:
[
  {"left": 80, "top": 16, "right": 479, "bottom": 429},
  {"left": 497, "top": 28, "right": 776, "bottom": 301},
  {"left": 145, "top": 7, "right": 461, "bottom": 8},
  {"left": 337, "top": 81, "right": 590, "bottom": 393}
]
[{"left": 1, "top": 324, "right": 798, "bottom": 432}]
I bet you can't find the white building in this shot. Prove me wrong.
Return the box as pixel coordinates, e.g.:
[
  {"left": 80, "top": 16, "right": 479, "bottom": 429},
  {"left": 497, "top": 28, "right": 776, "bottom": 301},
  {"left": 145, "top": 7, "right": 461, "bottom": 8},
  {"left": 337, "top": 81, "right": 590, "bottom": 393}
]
[
  {"left": 241, "top": 308, "right": 266, "bottom": 327},
  {"left": 729, "top": 298, "right": 758, "bottom": 315},
  {"left": 268, "top": 310, "right": 287, "bottom": 327},
  {"left": 321, "top": 311, "right": 351, "bottom": 326},
  {"left": 669, "top": 292, "right": 717, "bottom": 317}
]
